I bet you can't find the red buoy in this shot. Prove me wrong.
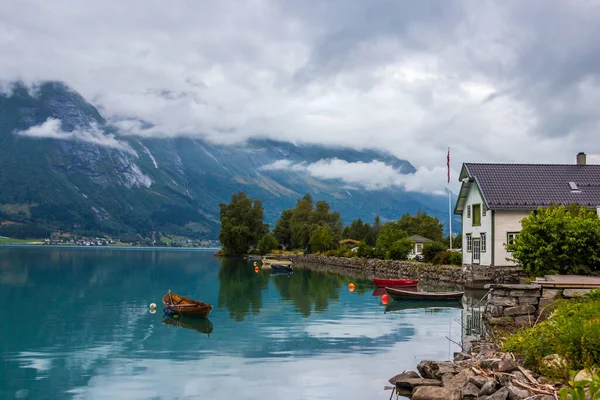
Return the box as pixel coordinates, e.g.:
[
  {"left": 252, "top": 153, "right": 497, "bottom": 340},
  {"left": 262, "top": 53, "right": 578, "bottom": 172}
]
[{"left": 381, "top": 294, "right": 389, "bottom": 305}]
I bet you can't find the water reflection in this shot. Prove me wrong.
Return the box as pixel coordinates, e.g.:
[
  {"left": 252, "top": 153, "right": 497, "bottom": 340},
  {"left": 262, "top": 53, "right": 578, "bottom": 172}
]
[
  {"left": 218, "top": 258, "right": 270, "bottom": 321},
  {"left": 0, "top": 247, "right": 484, "bottom": 400},
  {"left": 162, "top": 316, "right": 214, "bottom": 336}
]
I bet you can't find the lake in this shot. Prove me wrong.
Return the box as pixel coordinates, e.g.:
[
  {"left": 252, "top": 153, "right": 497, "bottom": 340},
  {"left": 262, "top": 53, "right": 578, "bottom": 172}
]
[{"left": 0, "top": 246, "right": 485, "bottom": 399}]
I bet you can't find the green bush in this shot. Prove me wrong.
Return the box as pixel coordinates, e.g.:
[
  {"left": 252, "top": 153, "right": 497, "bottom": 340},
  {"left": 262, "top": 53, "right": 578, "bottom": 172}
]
[
  {"left": 558, "top": 369, "right": 600, "bottom": 400},
  {"left": 357, "top": 241, "right": 375, "bottom": 258},
  {"left": 386, "top": 237, "right": 413, "bottom": 260},
  {"left": 422, "top": 242, "right": 447, "bottom": 262},
  {"left": 448, "top": 251, "right": 462, "bottom": 265},
  {"left": 257, "top": 234, "right": 279, "bottom": 255},
  {"left": 503, "top": 291, "right": 600, "bottom": 377}
]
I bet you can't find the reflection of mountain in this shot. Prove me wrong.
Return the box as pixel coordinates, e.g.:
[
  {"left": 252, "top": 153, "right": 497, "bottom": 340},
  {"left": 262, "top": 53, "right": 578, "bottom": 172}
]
[
  {"left": 272, "top": 268, "right": 343, "bottom": 317},
  {"left": 162, "top": 316, "right": 214, "bottom": 336},
  {"left": 217, "top": 258, "right": 270, "bottom": 321}
]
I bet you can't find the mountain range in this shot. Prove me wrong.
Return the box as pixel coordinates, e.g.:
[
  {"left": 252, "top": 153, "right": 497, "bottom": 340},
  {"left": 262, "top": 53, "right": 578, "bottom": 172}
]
[{"left": 0, "top": 81, "right": 458, "bottom": 240}]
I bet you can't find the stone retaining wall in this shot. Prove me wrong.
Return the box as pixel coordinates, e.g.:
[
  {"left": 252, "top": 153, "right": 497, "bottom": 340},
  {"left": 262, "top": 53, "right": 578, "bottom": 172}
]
[
  {"left": 483, "top": 284, "right": 595, "bottom": 329},
  {"left": 284, "top": 254, "right": 525, "bottom": 286}
]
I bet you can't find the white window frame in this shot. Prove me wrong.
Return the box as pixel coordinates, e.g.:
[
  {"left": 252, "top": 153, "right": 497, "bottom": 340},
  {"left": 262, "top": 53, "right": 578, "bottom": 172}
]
[
  {"left": 466, "top": 233, "right": 472, "bottom": 252},
  {"left": 467, "top": 205, "right": 471, "bottom": 218},
  {"left": 507, "top": 232, "right": 519, "bottom": 250},
  {"left": 416, "top": 243, "right": 423, "bottom": 254},
  {"left": 480, "top": 233, "right": 486, "bottom": 252}
]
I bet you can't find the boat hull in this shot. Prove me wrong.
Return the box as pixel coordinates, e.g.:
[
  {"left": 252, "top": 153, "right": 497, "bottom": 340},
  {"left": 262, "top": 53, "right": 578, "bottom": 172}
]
[
  {"left": 162, "top": 292, "right": 213, "bottom": 318},
  {"left": 372, "top": 278, "right": 419, "bottom": 287},
  {"left": 385, "top": 287, "right": 464, "bottom": 301},
  {"left": 271, "top": 263, "right": 293, "bottom": 273}
]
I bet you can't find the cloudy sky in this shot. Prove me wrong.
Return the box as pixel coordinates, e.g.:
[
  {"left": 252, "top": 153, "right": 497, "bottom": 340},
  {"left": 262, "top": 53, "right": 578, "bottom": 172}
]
[{"left": 2, "top": 0, "right": 600, "bottom": 192}]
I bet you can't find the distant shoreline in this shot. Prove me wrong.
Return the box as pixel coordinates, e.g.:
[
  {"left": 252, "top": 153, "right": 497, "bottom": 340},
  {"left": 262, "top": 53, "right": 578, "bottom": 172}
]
[{"left": 0, "top": 243, "right": 221, "bottom": 251}]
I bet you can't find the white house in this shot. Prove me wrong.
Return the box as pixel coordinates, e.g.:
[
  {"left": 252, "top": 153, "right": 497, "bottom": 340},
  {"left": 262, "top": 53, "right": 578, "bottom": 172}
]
[
  {"left": 407, "top": 234, "right": 433, "bottom": 259},
  {"left": 454, "top": 152, "right": 600, "bottom": 266}
]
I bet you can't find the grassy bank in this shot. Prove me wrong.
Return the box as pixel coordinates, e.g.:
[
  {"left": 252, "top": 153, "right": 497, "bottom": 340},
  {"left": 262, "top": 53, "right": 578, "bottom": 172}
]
[
  {"left": 0, "top": 237, "right": 44, "bottom": 244},
  {"left": 503, "top": 289, "right": 600, "bottom": 380}
]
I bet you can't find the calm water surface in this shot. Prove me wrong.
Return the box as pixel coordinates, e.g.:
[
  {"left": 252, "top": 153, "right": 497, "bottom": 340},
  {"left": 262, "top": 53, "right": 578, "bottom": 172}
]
[{"left": 0, "top": 246, "right": 482, "bottom": 399}]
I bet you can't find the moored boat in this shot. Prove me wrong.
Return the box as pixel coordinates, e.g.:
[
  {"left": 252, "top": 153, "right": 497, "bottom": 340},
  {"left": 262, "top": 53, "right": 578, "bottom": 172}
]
[
  {"left": 372, "top": 278, "right": 419, "bottom": 287},
  {"left": 384, "top": 301, "right": 463, "bottom": 313},
  {"left": 261, "top": 256, "right": 294, "bottom": 267},
  {"left": 385, "top": 287, "right": 464, "bottom": 301},
  {"left": 162, "top": 290, "right": 213, "bottom": 318}
]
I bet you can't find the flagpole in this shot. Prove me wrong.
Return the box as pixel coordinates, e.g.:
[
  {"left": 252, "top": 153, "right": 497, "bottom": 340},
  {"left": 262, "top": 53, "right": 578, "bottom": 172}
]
[{"left": 448, "top": 147, "right": 453, "bottom": 250}]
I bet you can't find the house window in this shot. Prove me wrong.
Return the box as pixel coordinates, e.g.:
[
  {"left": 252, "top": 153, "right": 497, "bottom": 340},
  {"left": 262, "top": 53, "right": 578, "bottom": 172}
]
[
  {"left": 467, "top": 205, "right": 471, "bottom": 218},
  {"left": 480, "top": 233, "right": 486, "bottom": 252},
  {"left": 472, "top": 204, "right": 481, "bottom": 226},
  {"left": 507, "top": 232, "right": 519, "bottom": 250},
  {"left": 482, "top": 205, "right": 487, "bottom": 216},
  {"left": 416, "top": 243, "right": 423, "bottom": 254},
  {"left": 466, "top": 234, "right": 472, "bottom": 252}
]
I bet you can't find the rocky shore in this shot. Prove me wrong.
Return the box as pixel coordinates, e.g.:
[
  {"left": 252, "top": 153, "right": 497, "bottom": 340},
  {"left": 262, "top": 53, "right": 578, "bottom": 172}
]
[{"left": 388, "top": 340, "right": 559, "bottom": 399}]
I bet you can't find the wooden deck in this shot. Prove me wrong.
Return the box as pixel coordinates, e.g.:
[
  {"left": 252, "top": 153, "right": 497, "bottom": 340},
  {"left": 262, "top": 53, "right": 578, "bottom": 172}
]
[{"left": 534, "top": 275, "right": 600, "bottom": 289}]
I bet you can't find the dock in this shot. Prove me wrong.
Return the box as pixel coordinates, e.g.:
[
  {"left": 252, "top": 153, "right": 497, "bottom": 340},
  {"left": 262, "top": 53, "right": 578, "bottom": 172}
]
[{"left": 533, "top": 274, "right": 600, "bottom": 289}]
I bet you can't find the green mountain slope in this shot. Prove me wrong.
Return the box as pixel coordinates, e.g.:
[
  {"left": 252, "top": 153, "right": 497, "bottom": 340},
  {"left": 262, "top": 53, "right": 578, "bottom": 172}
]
[{"left": 0, "top": 81, "right": 458, "bottom": 239}]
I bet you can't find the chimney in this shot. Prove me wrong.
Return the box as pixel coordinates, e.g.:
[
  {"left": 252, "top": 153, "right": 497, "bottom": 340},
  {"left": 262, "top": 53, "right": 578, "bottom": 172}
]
[{"left": 577, "top": 152, "right": 586, "bottom": 165}]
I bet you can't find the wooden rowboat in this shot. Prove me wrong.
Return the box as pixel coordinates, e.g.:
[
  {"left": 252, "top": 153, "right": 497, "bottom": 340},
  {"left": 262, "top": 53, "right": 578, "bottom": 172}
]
[
  {"left": 385, "top": 287, "right": 464, "bottom": 301},
  {"left": 384, "top": 301, "right": 463, "bottom": 313},
  {"left": 162, "top": 290, "right": 213, "bottom": 318},
  {"left": 372, "top": 278, "right": 419, "bottom": 287}
]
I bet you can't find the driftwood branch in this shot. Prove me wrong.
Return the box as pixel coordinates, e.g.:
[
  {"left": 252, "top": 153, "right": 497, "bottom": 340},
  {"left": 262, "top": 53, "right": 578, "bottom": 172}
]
[
  {"left": 445, "top": 336, "right": 465, "bottom": 351},
  {"left": 512, "top": 378, "right": 556, "bottom": 396}
]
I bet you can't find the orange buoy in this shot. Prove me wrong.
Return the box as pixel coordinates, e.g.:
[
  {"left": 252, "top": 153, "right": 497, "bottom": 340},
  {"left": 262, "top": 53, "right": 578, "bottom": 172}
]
[
  {"left": 348, "top": 283, "right": 355, "bottom": 292},
  {"left": 381, "top": 294, "right": 389, "bottom": 305},
  {"left": 254, "top": 266, "right": 259, "bottom": 273}
]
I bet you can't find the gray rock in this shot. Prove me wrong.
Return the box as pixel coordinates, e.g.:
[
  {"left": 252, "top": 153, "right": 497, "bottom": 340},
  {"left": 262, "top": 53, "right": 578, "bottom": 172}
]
[
  {"left": 518, "top": 296, "right": 539, "bottom": 305},
  {"left": 453, "top": 351, "right": 472, "bottom": 361},
  {"left": 480, "top": 358, "right": 502, "bottom": 370},
  {"left": 496, "top": 359, "right": 518, "bottom": 373},
  {"left": 490, "top": 296, "right": 518, "bottom": 306},
  {"left": 388, "top": 370, "right": 420, "bottom": 384},
  {"left": 507, "top": 381, "right": 531, "bottom": 399},
  {"left": 486, "top": 304, "right": 505, "bottom": 317},
  {"left": 442, "top": 369, "right": 474, "bottom": 392},
  {"left": 479, "top": 379, "right": 498, "bottom": 396},
  {"left": 469, "top": 375, "right": 488, "bottom": 388},
  {"left": 504, "top": 305, "right": 536, "bottom": 316},
  {"left": 486, "top": 386, "right": 509, "bottom": 400},
  {"left": 394, "top": 378, "right": 443, "bottom": 390},
  {"left": 563, "top": 288, "right": 592, "bottom": 298},
  {"left": 574, "top": 368, "right": 594, "bottom": 382},
  {"left": 541, "top": 289, "right": 561, "bottom": 299},
  {"left": 485, "top": 284, "right": 541, "bottom": 290},
  {"left": 417, "top": 360, "right": 458, "bottom": 380},
  {"left": 510, "top": 289, "right": 541, "bottom": 297},
  {"left": 527, "top": 396, "right": 555, "bottom": 400},
  {"left": 412, "top": 386, "right": 461, "bottom": 400},
  {"left": 461, "top": 382, "right": 480, "bottom": 398}
]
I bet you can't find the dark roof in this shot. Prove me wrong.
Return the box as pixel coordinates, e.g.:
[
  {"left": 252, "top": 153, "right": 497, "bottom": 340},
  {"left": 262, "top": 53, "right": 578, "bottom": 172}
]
[
  {"left": 455, "top": 163, "right": 600, "bottom": 212},
  {"left": 409, "top": 234, "right": 433, "bottom": 243}
]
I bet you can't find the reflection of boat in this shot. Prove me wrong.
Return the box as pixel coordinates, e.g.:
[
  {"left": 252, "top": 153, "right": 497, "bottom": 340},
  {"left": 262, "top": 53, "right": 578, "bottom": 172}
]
[
  {"left": 372, "top": 287, "right": 417, "bottom": 296},
  {"left": 162, "top": 290, "right": 213, "bottom": 318},
  {"left": 384, "top": 301, "right": 463, "bottom": 313},
  {"left": 270, "top": 269, "right": 293, "bottom": 277},
  {"left": 385, "top": 287, "right": 464, "bottom": 301},
  {"left": 261, "top": 256, "right": 294, "bottom": 267},
  {"left": 271, "top": 263, "right": 294, "bottom": 273},
  {"left": 372, "top": 278, "right": 418, "bottom": 287},
  {"left": 162, "top": 316, "right": 214, "bottom": 336}
]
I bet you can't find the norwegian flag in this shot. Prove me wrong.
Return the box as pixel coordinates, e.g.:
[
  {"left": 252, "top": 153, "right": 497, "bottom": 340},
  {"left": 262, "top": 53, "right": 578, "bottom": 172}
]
[{"left": 447, "top": 148, "right": 450, "bottom": 183}]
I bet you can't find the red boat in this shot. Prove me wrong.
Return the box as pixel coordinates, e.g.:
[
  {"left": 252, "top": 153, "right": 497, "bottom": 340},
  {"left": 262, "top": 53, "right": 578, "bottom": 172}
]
[{"left": 372, "top": 278, "right": 419, "bottom": 288}]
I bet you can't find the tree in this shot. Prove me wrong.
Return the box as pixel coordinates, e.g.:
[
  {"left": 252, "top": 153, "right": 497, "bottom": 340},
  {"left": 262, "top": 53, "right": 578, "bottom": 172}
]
[
  {"left": 273, "top": 209, "right": 293, "bottom": 248},
  {"left": 376, "top": 221, "right": 408, "bottom": 252},
  {"left": 506, "top": 204, "right": 600, "bottom": 276},
  {"left": 397, "top": 211, "right": 444, "bottom": 242},
  {"left": 218, "top": 192, "right": 268, "bottom": 255},
  {"left": 257, "top": 234, "right": 279, "bottom": 255},
  {"left": 342, "top": 218, "right": 372, "bottom": 242},
  {"left": 309, "top": 225, "right": 335, "bottom": 253}
]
